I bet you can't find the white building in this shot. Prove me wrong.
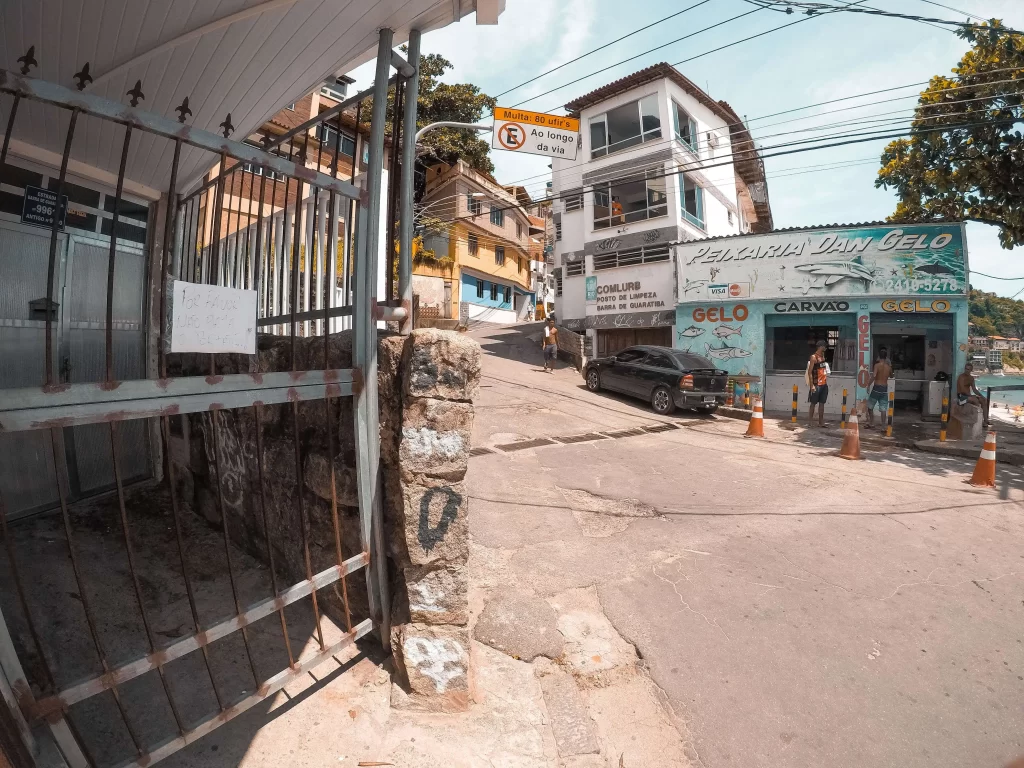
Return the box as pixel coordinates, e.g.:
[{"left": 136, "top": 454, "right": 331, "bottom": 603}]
[{"left": 552, "top": 62, "right": 772, "bottom": 357}]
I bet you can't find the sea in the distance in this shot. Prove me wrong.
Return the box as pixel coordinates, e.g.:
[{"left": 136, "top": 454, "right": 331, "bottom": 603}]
[{"left": 975, "top": 373, "right": 1024, "bottom": 404}]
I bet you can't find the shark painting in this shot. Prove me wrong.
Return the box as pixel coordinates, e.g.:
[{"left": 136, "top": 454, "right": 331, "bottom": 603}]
[
  {"left": 704, "top": 342, "right": 752, "bottom": 360},
  {"left": 794, "top": 256, "right": 876, "bottom": 288},
  {"left": 915, "top": 263, "right": 955, "bottom": 277},
  {"left": 683, "top": 278, "right": 708, "bottom": 295}
]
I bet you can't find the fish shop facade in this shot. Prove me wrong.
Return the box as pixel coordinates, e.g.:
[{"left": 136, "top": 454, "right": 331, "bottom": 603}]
[{"left": 674, "top": 223, "right": 969, "bottom": 418}]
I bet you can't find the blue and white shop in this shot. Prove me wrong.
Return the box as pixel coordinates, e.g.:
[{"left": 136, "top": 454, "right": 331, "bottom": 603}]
[{"left": 674, "top": 223, "right": 969, "bottom": 417}]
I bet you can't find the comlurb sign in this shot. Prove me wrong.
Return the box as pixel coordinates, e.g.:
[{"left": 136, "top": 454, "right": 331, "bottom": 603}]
[
  {"left": 587, "top": 262, "right": 675, "bottom": 316},
  {"left": 492, "top": 107, "right": 580, "bottom": 160}
]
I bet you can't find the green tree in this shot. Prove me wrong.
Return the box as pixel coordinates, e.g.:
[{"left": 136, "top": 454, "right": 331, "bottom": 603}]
[
  {"left": 360, "top": 50, "right": 497, "bottom": 176},
  {"left": 875, "top": 21, "right": 1024, "bottom": 249}
]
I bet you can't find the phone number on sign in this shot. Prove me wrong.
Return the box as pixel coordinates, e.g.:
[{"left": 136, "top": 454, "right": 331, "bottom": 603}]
[{"left": 883, "top": 277, "right": 958, "bottom": 292}]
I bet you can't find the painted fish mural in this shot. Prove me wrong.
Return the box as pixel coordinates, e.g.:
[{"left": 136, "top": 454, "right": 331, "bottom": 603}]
[
  {"left": 704, "top": 342, "right": 752, "bottom": 360},
  {"left": 794, "top": 255, "right": 875, "bottom": 287},
  {"left": 712, "top": 324, "right": 742, "bottom": 339},
  {"left": 683, "top": 279, "right": 708, "bottom": 295},
  {"left": 678, "top": 325, "right": 705, "bottom": 338},
  {"left": 915, "top": 263, "right": 955, "bottom": 276}
]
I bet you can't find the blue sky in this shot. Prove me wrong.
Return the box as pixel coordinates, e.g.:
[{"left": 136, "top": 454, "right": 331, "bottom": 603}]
[{"left": 347, "top": 0, "right": 1024, "bottom": 297}]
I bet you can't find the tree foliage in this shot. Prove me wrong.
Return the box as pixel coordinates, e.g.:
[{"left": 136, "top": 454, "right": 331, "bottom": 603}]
[
  {"left": 969, "top": 288, "right": 1024, "bottom": 338},
  {"left": 361, "top": 50, "right": 497, "bottom": 177},
  {"left": 875, "top": 21, "right": 1024, "bottom": 249}
]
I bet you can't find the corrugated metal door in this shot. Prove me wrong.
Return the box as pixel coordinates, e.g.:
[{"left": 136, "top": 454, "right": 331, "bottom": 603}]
[
  {"left": 61, "top": 236, "right": 150, "bottom": 496},
  {"left": 0, "top": 221, "right": 63, "bottom": 517}
]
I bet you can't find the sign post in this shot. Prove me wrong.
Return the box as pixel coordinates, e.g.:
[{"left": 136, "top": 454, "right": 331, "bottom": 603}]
[{"left": 492, "top": 107, "right": 580, "bottom": 160}]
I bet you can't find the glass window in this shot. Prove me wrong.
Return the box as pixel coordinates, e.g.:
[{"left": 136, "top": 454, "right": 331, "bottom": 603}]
[
  {"left": 316, "top": 123, "right": 357, "bottom": 157},
  {"left": 555, "top": 271, "right": 563, "bottom": 296},
  {"left": 504, "top": 286, "right": 511, "bottom": 303},
  {"left": 495, "top": 245, "right": 505, "bottom": 265},
  {"left": 589, "top": 96, "right": 662, "bottom": 158},
  {"left": 672, "top": 101, "right": 698, "bottom": 152},
  {"left": 680, "top": 175, "right": 705, "bottom": 229},
  {"left": 555, "top": 219, "right": 562, "bottom": 241},
  {"left": 593, "top": 170, "right": 667, "bottom": 230},
  {"left": 615, "top": 349, "right": 647, "bottom": 363},
  {"left": 476, "top": 279, "right": 484, "bottom": 298},
  {"left": 645, "top": 353, "right": 677, "bottom": 369},
  {"left": 468, "top": 233, "right": 478, "bottom": 255},
  {"left": 490, "top": 205, "right": 504, "bottom": 227},
  {"left": 769, "top": 327, "right": 838, "bottom": 371},
  {"left": 564, "top": 188, "right": 583, "bottom": 211},
  {"left": 241, "top": 142, "right": 281, "bottom": 179},
  {"left": 669, "top": 351, "right": 715, "bottom": 369},
  {"left": 565, "top": 260, "right": 584, "bottom": 276},
  {"left": 468, "top": 194, "right": 482, "bottom": 215},
  {"left": 516, "top": 220, "right": 522, "bottom": 239},
  {"left": 490, "top": 283, "right": 499, "bottom": 301}
]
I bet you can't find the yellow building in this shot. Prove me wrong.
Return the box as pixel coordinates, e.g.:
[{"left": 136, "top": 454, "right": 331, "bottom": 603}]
[{"left": 415, "top": 161, "right": 535, "bottom": 324}]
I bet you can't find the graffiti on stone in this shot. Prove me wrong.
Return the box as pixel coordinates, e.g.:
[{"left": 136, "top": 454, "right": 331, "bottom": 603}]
[{"left": 418, "top": 486, "right": 461, "bottom": 552}]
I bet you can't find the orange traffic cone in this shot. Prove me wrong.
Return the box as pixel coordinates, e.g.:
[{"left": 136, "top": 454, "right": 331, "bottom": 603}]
[
  {"left": 744, "top": 399, "right": 765, "bottom": 438},
  {"left": 968, "top": 431, "right": 997, "bottom": 487},
  {"left": 839, "top": 411, "right": 861, "bottom": 460}
]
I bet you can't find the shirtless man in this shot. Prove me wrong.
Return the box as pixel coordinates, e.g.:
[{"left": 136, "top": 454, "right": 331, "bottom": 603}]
[
  {"left": 864, "top": 348, "right": 892, "bottom": 429},
  {"left": 956, "top": 362, "right": 987, "bottom": 408}
]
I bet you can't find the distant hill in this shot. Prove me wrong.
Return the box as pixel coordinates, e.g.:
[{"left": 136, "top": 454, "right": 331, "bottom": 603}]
[{"left": 968, "top": 289, "right": 1024, "bottom": 339}]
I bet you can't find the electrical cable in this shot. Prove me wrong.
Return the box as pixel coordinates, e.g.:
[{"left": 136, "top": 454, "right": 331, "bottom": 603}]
[{"left": 967, "top": 271, "right": 1024, "bottom": 281}]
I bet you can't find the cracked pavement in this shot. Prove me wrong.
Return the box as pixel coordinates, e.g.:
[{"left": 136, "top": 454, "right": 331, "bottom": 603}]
[{"left": 468, "top": 322, "right": 1024, "bottom": 768}]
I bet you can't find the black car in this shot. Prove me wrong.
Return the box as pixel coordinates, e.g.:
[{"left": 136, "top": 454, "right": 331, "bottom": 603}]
[{"left": 584, "top": 345, "right": 729, "bottom": 415}]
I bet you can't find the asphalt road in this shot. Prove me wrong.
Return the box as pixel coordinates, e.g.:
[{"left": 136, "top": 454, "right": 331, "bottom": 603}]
[{"left": 466, "top": 322, "right": 1024, "bottom": 768}]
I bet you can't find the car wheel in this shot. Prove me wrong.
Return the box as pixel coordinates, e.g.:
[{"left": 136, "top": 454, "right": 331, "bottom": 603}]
[
  {"left": 586, "top": 369, "right": 601, "bottom": 392},
  {"left": 651, "top": 386, "right": 675, "bottom": 415}
]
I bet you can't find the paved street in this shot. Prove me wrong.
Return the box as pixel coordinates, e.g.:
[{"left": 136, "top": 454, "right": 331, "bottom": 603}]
[{"left": 466, "top": 322, "right": 1024, "bottom": 768}]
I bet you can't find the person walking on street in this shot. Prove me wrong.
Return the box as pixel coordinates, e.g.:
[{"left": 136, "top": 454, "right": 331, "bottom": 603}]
[
  {"left": 542, "top": 318, "right": 559, "bottom": 373},
  {"left": 864, "top": 347, "right": 892, "bottom": 429},
  {"left": 806, "top": 341, "right": 830, "bottom": 426}
]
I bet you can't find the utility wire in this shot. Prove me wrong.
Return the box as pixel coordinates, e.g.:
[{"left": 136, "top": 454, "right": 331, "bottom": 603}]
[
  {"left": 969, "top": 271, "right": 1024, "bottom": 281},
  {"left": 491, "top": 0, "right": 716, "bottom": 101}
]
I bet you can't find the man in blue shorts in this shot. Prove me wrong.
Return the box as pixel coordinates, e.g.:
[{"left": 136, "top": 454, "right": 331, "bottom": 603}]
[
  {"left": 865, "top": 347, "right": 892, "bottom": 429},
  {"left": 806, "top": 341, "right": 830, "bottom": 427}
]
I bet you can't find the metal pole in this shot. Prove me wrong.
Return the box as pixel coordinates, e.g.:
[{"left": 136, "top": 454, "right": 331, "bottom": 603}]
[
  {"left": 791, "top": 385, "right": 798, "bottom": 424},
  {"left": 940, "top": 395, "right": 949, "bottom": 442},
  {"left": 985, "top": 385, "right": 992, "bottom": 428},
  {"left": 840, "top": 388, "right": 848, "bottom": 430},
  {"left": 398, "top": 29, "right": 421, "bottom": 334},
  {"left": 352, "top": 28, "right": 393, "bottom": 651}
]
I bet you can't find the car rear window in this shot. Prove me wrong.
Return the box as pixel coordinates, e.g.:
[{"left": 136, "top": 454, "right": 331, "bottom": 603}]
[{"left": 670, "top": 351, "right": 715, "bottom": 369}]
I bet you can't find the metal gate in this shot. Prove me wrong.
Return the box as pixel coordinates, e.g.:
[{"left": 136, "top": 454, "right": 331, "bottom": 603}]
[{"left": 0, "top": 30, "right": 404, "bottom": 767}]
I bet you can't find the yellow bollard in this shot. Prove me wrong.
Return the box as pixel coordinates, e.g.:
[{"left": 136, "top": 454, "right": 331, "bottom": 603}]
[
  {"left": 791, "top": 384, "right": 798, "bottom": 423},
  {"left": 840, "top": 389, "right": 848, "bottom": 430},
  {"left": 940, "top": 396, "right": 949, "bottom": 442},
  {"left": 886, "top": 390, "right": 894, "bottom": 437}
]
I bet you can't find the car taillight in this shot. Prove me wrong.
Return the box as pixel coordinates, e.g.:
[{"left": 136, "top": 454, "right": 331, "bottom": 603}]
[{"left": 679, "top": 374, "right": 694, "bottom": 390}]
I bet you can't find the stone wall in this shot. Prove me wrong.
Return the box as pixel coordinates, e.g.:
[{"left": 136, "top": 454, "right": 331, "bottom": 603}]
[{"left": 168, "top": 328, "right": 479, "bottom": 711}]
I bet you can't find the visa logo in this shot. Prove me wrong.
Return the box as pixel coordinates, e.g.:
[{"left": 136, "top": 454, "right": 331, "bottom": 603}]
[{"left": 708, "top": 284, "right": 728, "bottom": 297}]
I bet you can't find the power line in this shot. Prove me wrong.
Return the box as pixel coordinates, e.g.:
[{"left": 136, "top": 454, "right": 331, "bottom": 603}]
[
  {"left": 913, "top": 0, "right": 986, "bottom": 22},
  {"left": 491, "top": 0, "right": 717, "bottom": 101},
  {"left": 969, "top": 270, "right": 1024, "bottom": 281}
]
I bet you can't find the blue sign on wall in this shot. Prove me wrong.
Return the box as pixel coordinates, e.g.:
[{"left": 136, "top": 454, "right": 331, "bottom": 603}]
[{"left": 21, "top": 185, "right": 68, "bottom": 230}]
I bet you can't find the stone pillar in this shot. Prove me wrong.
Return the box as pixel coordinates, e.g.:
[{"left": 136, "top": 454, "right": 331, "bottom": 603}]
[{"left": 385, "top": 329, "right": 480, "bottom": 712}]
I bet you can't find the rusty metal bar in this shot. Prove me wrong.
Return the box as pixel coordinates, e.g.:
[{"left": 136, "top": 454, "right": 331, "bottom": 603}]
[
  {"left": 252, "top": 404, "right": 295, "bottom": 667},
  {"left": 160, "top": 416, "right": 226, "bottom": 712},
  {"left": 108, "top": 422, "right": 186, "bottom": 735},
  {"left": 194, "top": 188, "right": 209, "bottom": 284},
  {"left": 0, "top": 69, "right": 360, "bottom": 201},
  {"left": 159, "top": 138, "right": 182, "bottom": 377},
  {"left": 209, "top": 410, "right": 262, "bottom": 687},
  {"left": 39, "top": 553, "right": 368, "bottom": 712},
  {"left": 291, "top": 401, "right": 325, "bottom": 652},
  {"left": 115, "top": 619, "right": 373, "bottom": 768},
  {"left": 0, "top": 379, "right": 353, "bottom": 433},
  {"left": 343, "top": 101, "right": 363, "bottom": 311},
  {"left": 49, "top": 427, "right": 145, "bottom": 756},
  {"left": 289, "top": 159, "right": 304, "bottom": 363},
  {"left": 251, "top": 161, "right": 269, "bottom": 312},
  {"left": 0, "top": 93, "right": 20, "bottom": 187},
  {"left": 45, "top": 108, "right": 78, "bottom": 387},
  {"left": 105, "top": 123, "right": 133, "bottom": 382},
  {"left": 385, "top": 77, "right": 404, "bottom": 304},
  {"left": 257, "top": 304, "right": 353, "bottom": 328},
  {"left": 209, "top": 152, "right": 227, "bottom": 288}
]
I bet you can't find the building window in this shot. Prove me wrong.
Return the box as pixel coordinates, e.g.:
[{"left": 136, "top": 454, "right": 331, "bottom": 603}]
[
  {"left": 555, "top": 270, "right": 563, "bottom": 296},
  {"left": 516, "top": 220, "right": 522, "bottom": 239},
  {"left": 477, "top": 279, "right": 485, "bottom": 298},
  {"left": 680, "top": 175, "right": 705, "bottom": 229},
  {"left": 320, "top": 78, "right": 348, "bottom": 101},
  {"left": 564, "top": 188, "right": 583, "bottom": 212},
  {"left": 468, "top": 233, "right": 478, "bottom": 255},
  {"left": 468, "top": 194, "right": 482, "bottom": 215},
  {"left": 555, "top": 219, "right": 562, "bottom": 241},
  {"left": 286, "top": 103, "right": 296, "bottom": 111},
  {"left": 592, "top": 169, "right": 667, "bottom": 230},
  {"left": 241, "top": 142, "right": 281, "bottom": 179},
  {"left": 592, "top": 244, "right": 670, "bottom": 271},
  {"left": 672, "top": 101, "right": 698, "bottom": 152},
  {"left": 504, "top": 286, "right": 512, "bottom": 304},
  {"left": 727, "top": 209, "right": 734, "bottom": 226},
  {"left": 490, "top": 205, "right": 504, "bottom": 227},
  {"left": 589, "top": 94, "right": 661, "bottom": 158},
  {"left": 566, "top": 260, "right": 584, "bottom": 276},
  {"left": 495, "top": 245, "right": 505, "bottom": 266},
  {"left": 490, "top": 283, "right": 499, "bottom": 301},
  {"left": 316, "top": 123, "right": 356, "bottom": 157}
]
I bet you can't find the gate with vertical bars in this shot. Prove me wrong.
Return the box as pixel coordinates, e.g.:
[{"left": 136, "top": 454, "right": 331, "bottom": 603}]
[{"left": 0, "top": 32, "right": 407, "bottom": 767}]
